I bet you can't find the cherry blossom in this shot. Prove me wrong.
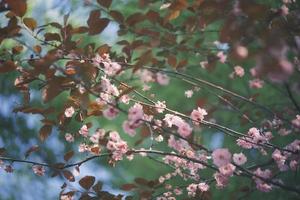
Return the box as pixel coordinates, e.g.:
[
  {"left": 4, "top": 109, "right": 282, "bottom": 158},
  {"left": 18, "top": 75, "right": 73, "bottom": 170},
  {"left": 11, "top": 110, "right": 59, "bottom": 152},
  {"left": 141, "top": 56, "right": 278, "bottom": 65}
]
[
  {"left": 190, "top": 107, "right": 207, "bottom": 125},
  {"left": 64, "top": 106, "right": 75, "bottom": 118},
  {"left": 32, "top": 165, "right": 45, "bottom": 176},
  {"left": 212, "top": 148, "right": 232, "bottom": 167},
  {"left": 233, "top": 153, "right": 247, "bottom": 165}
]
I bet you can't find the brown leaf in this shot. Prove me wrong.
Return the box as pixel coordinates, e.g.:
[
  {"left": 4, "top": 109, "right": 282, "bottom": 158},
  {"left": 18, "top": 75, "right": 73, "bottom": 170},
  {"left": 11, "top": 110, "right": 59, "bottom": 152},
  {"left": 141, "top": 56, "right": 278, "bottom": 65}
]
[
  {"left": 109, "top": 10, "right": 124, "bottom": 23},
  {"left": 120, "top": 184, "right": 136, "bottom": 191},
  {"left": 167, "top": 54, "right": 177, "bottom": 68},
  {"left": 126, "top": 13, "right": 144, "bottom": 26},
  {"left": 12, "top": 45, "right": 24, "bottom": 54},
  {"left": 63, "top": 170, "right": 75, "bottom": 182},
  {"left": 6, "top": 0, "right": 27, "bottom": 17},
  {"left": 97, "top": 0, "right": 112, "bottom": 8},
  {"left": 165, "top": 10, "right": 180, "bottom": 22},
  {"left": 25, "top": 145, "right": 39, "bottom": 158},
  {"left": 39, "top": 125, "right": 52, "bottom": 142},
  {"left": 87, "top": 10, "right": 110, "bottom": 35},
  {"left": 33, "top": 45, "right": 42, "bottom": 54},
  {"left": 23, "top": 18, "right": 37, "bottom": 31},
  {"left": 44, "top": 33, "right": 61, "bottom": 41},
  {"left": 79, "top": 176, "right": 95, "bottom": 190},
  {"left": 64, "top": 150, "right": 74, "bottom": 162},
  {"left": 92, "top": 181, "right": 103, "bottom": 193},
  {"left": 0, "top": 61, "right": 16, "bottom": 73}
]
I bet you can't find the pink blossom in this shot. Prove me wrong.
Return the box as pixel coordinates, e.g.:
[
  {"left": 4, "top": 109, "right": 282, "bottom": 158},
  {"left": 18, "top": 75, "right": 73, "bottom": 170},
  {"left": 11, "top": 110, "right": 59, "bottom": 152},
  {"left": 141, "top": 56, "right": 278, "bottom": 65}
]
[
  {"left": 236, "top": 137, "right": 253, "bottom": 149},
  {"left": 163, "top": 114, "right": 183, "bottom": 128},
  {"left": 122, "top": 120, "right": 136, "bottom": 136},
  {"left": 184, "top": 90, "right": 193, "bottom": 98},
  {"left": 234, "top": 66, "right": 245, "bottom": 77},
  {"left": 139, "top": 69, "right": 154, "bottom": 82},
  {"left": 156, "top": 72, "right": 170, "bottom": 85},
  {"left": 109, "top": 131, "right": 120, "bottom": 142},
  {"left": 190, "top": 107, "right": 207, "bottom": 125},
  {"left": 155, "top": 101, "right": 166, "bottom": 113},
  {"left": 236, "top": 45, "right": 248, "bottom": 58},
  {"left": 272, "top": 149, "right": 287, "bottom": 171},
  {"left": 79, "top": 125, "right": 89, "bottom": 137},
  {"left": 90, "top": 129, "right": 105, "bottom": 144},
  {"left": 32, "top": 165, "right": 45, "bottom": 176},
  {"left": 212, "top": 148, "right": 232, "bottom": 167},
  {"left": 219, "top": 163, "right": 236, "bottom": 176},
  {"left": 177, "top": 122, "right": 192, "bottom": 138},
  {"left": 249, "top": 79, "right": 264, "bottom": 89},
  {"left": 214, "top": 172, "right": 229, "bottom": 188},
  {"left": 253, "top": 168, "right": 272, "bottom": 192},
  {"left": 119, "top": 94, "right": 130, "bottom": 104},
  {"left": 198, "top": 182, "right": 209, "bottom": 192},
  {"left": 103, "top": 106, "right": 119, "bottom": 119},
  {"left": 78, "top": 143, "right": 88, "bottom": 152},
  {"left": 128, "top": 103, "right": 144, "bottom": 123},
  {"left": 65, "top": 133, "right": 74, "bottom": 143},
  {"left": 233, "top": 153, "right": 247, "bottom": 165},
  {"left": 187, "top": 183, "right": 198, "bottom": 197},
  {"left": 217, "top": 51, "right": 227, "bottom": 63},
  {"left": 64, "top": 106, "right": 75, "bottom": 118}
]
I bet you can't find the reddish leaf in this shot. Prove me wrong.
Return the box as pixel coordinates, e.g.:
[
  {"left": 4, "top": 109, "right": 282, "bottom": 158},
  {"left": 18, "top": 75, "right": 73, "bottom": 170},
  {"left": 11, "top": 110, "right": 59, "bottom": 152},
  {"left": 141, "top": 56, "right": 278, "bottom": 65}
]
[
  {"left": 6, "top": 0, "right": 27, "bottom": 17},
  {"left": 33, "top": 45, "right": 42, "bottom": 54},
  {"left": 87, "top": 10, "right": 110, "bottom": 35},
  {"left": 25, "top": 145, "right": 39, "bottom": 158},
  {"left": 63, "top": 170, "right": 75, "bottom": 182},
  {"left": 64, "top": 150, "right": 74, "bottom": 162},
  {"left": 109, "top": 10, "right": 124, "bottom": 23},
  {"left": 167, "top": 54, "right": 177, "bottom": 68},
  {"left": 39, "top": 125, "right": 52, "bottom": 142},
  {"left": 12, "top": 45, "right": 24, "bottom": 54},
  {"left": 92, "top": 181, "right": 103, "bottom": 193},
  {"left": 120, "top": 184, "right": 136, "bottom": 191},
  {"left": 44, "top": 33, "right": 61, "bottom": 41},
  {"left": 23, "top": 18, "right": 37, "bottom": 30},
  {"left": 0, "top": 61, "right": 16, "bottom": 73},
  {"left": 97, "top": 0, "right": 112, "bottom": 8},
  {"left": 79, "top": 176, "right": 95, "bottom": 190}
]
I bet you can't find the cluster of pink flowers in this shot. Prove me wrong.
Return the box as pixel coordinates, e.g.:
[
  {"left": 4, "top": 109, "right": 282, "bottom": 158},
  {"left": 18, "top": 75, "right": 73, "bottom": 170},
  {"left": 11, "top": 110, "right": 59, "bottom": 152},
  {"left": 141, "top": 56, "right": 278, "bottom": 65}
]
[
  {"left": 123, "top": 103, "right": 144, "bottom": 136},
  {"left": 93, "top": 53, "right": 121, "bottom": 76},
  {"left": 237, "top": 127, "right": 269, "bottom": 149},
  {"left": 272, "top": 149, "right": 288, "bottom": 171},
  {"left": 253, "top": 168, "right": 272, "bottom": 192},
  {"left": 106, "top": 131, "right": 128, "bottom": 161},
  {"left": 155, "top": 101, "right": 166, "bottom": 113},
  {"left": 137, "top": 69, "right": 170, "bottom": 87},
  {"left": 99, "top": 75, "right": 120, "bottom": 104},
  {"left": 187, "top": 182, "right": 209, "bottom": 197},
  {"left": 212, "top": 148, "right": 237, "bottom": 188},
  {"left": 190, "top": 107, "right": 207, "bottom": 126},
  {"left": 163, "top": 114, "right": 192, "bottom": 138},
  {"left": 212, "top": 148, "right": 232, "bottom": 167}
]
